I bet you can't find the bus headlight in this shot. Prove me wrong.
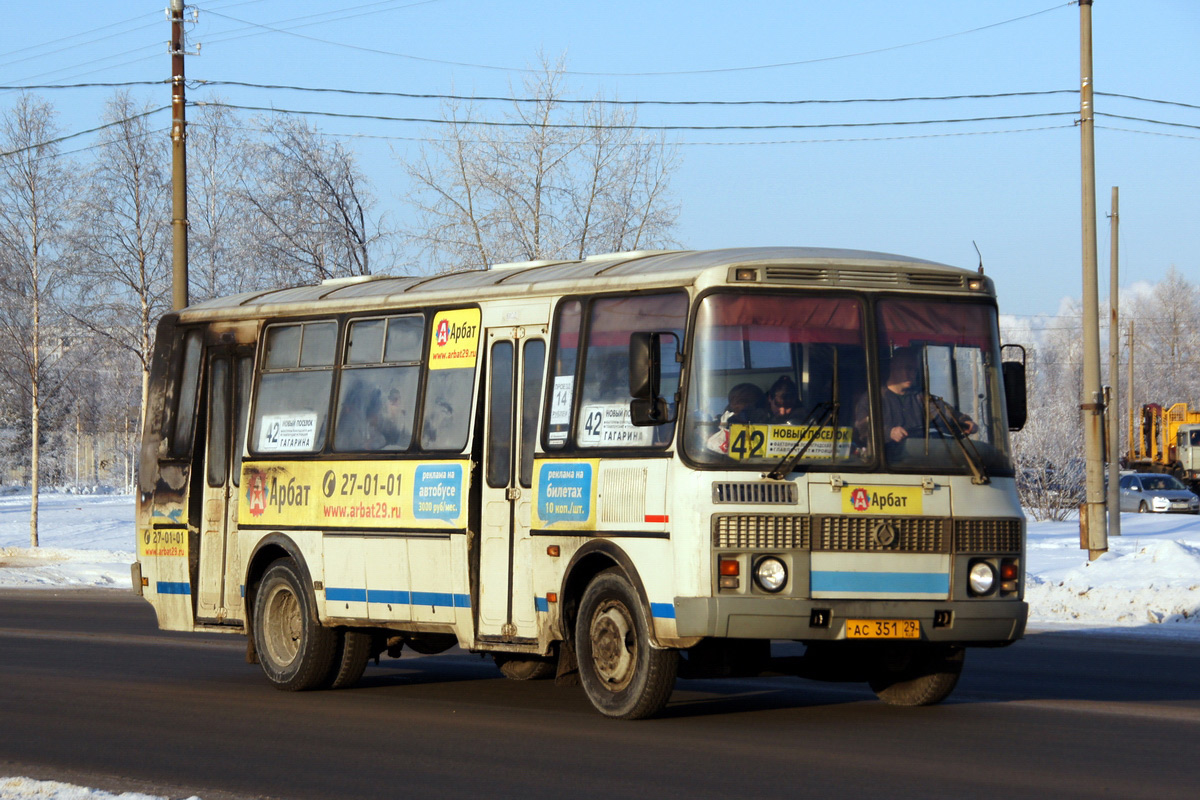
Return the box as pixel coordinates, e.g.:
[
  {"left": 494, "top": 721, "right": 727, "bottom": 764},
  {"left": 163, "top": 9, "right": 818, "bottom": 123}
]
[
  {"left": 968, "top": 561, "right": 996, "bottom": 596},
  {"left": 754, "top": 557, "right": 788, "bottom": 593}
]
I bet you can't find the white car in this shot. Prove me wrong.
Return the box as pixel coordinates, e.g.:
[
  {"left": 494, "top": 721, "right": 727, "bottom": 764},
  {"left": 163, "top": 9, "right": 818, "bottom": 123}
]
[{"left": 1118, "top": 473, "right": 1200, "bottom": 513}]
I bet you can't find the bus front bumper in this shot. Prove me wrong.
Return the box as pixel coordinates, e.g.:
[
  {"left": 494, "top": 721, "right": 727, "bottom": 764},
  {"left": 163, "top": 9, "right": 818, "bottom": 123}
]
[{"left": 674, "top": 596, "right": 1027, "bottom": 645}]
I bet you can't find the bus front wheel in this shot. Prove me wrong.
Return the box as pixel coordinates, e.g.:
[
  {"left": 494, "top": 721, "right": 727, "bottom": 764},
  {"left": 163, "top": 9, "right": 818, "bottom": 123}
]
[
  {"left": 253, "top": 559, "right": 338, "bottom": 691},
  {"left": 868, "top": 644, "right": 964, "bottom": 706},
  {"left": 576, "top": 568, "right": 677, "bottom": 719}
]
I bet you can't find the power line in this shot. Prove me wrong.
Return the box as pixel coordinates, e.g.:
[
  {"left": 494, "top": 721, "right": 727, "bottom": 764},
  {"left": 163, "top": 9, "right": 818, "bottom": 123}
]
[
  {"left": 0, "top": 81, "right": 166, "bottom": 91},
  {"left": 7, "top": 81, "right": 1197, "bottom": 121},
  {"left": 0, "top": 12, "right": 154, "bottom": 63},
  {"left": 199, "top": 2, "right": 1073, "bottom": 77},
  {"left": 0, "top": 106, "right": 169, "bottom": 159},
  {"left": 1096, "top": 125, "right": 1200, "bottom": 142},
  {"left": 194, "top": 100, "right": 1078, "bottom": 131},
  {"left": 190, "top": 118, "right": 1074, "bottom": 147},
  {"left": 1096, "top": 112, "right": 1200, "bottom": 133},
  {"left": 187, "top": 80, "right": 1079, "bottom": 107}
]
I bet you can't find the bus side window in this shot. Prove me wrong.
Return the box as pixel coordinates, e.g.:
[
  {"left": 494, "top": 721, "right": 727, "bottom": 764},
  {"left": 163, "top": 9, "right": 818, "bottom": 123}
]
[
  {"left": 334, "top": 315, "right": 424, "bottom": 452},
  {"left": 169, "top": 329, "right": 204, "bottom": 458},
  {"left": 577, "top": 292, "right": 687, "bottom": 449},
  {"left": 545, "top": 300, "right": 581, "bottom": 450},
  {"left": 419, "top": 309, "right": 481, "bottom": 452},
  {"left": 251, "top": 321, "right": 337, "bottom": 454}
]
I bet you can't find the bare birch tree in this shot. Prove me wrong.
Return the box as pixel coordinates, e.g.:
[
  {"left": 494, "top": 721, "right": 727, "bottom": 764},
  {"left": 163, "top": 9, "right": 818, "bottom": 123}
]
[
  {"left": 403, "top": 57, "right": 680, "bottom": 272},
  {"left": 189, "top": 100, "right": 257, "bottom": 301},
  {"left": 70, "top": 92, "right": 172, "bottom": 419},
  {"left": 0, "top": 94, "right": 77, "bottom": 546},
  {"left": 243, "top": 116, "right": 387, "bottom": 285}
]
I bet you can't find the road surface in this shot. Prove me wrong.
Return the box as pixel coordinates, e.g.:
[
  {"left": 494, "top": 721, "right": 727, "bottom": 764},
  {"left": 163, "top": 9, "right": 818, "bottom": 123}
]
[{"left": 1, "top": 589, "right": 1197, "bottom": 799}]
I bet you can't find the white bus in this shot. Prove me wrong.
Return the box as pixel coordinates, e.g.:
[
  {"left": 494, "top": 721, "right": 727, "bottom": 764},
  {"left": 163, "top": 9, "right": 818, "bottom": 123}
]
[{"left": 135, "top": 247, "right": 1028, "bottom": 719}]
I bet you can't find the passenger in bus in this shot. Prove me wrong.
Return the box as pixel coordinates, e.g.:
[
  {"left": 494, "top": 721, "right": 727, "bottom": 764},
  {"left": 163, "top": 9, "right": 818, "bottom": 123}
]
[
  {"left": 854, "top": 347, "right": 975, "bottom": 445},
  {"left": 337, "top": 382, "right": 387, "bottom": 451},
  {"left": 705, "top": 383, "right": 766, "bottom": 453},
  {"left": 377, "top": 386, "right": 412, "bottom": 448},
  {"left": 764, "top": 375, "right": 805, "bottom": 424}
]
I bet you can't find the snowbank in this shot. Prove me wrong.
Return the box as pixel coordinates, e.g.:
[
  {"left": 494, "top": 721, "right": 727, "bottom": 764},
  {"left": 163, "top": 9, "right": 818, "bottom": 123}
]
[{"left": 0, "top": 776, "right": 197, "bottom": 800}]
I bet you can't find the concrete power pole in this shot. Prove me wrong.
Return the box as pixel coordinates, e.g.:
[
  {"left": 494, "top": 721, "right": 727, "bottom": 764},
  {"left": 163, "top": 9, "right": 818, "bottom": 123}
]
[
  {"left": 1078, "top": 0, "right": 1107, "bottom": 559},
  {"left": 170, "top": 0, "right": 189, "bottom": 311},
  {"left": 1107, "top": 186, "right": 1120, "bottom": 539}
]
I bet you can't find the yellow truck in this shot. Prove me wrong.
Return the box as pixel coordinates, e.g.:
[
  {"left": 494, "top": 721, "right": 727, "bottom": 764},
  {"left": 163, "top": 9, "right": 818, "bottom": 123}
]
[{"left": 1127, "top": 402, "right": 1200, "bottom": 490}]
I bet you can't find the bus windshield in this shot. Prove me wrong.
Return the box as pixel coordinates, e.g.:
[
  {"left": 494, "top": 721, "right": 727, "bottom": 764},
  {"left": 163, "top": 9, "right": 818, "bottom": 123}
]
[
  {"left": 869, "top": 297, "right": 1013, "bottom": 475},
  {"left": 684, "top": 292, "right": 1013, "bottom": 476},
  {"left": 684, "top": 293, "right": 871, "bottom": 467}
]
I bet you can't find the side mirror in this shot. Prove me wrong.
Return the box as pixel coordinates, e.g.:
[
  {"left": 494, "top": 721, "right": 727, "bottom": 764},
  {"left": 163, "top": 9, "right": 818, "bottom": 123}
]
[
  {"left": 629, "top": 331, "right": 660, "bottom": 400},
  {"left": 629, "top": 331, "right": 678, "bottom": 426},
  {"left": 1001, "top": 344, "right": 1027, "bottom": 431}
]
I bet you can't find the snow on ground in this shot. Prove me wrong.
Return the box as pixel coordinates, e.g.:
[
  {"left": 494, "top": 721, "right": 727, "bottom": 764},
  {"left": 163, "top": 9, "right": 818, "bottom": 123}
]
[
  {"left": 0, "top": 493, "right": 134, "bottom": 590},
  {"left": 3, "top": 491, "right": 1199, "bottom": 635},
  {"left": 0, "top": 777, "right": 196, "bottom": 800}
]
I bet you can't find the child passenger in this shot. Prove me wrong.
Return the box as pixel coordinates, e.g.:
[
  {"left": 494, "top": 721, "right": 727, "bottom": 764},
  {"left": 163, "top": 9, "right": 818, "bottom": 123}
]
[{"left": 706, "top": 383, "right": 767, "bottom": 454}]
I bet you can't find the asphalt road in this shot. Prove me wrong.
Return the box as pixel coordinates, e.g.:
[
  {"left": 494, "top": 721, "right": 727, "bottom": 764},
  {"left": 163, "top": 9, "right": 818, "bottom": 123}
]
[{"left": 1, "top": 589, "right": 1198, "bottom": 799}]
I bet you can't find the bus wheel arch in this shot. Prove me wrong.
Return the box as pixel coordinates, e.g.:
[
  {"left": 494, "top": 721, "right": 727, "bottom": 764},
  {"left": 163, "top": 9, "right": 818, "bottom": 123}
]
[
  {"left": 574, "top": 567, "right": 678, "bottom": 719},
  {"left": 243, "top": 534, "right": 317, "bottom": 666},
  {"left": 252, "top": 556, "right": 339, "bottom": 690},
  {"left": 559, "top": 542, "right": 658, "bottom": 648}
]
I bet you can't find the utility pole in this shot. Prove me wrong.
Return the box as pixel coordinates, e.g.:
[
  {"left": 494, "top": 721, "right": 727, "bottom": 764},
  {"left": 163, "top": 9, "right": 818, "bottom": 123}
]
[
  {"left": 1127, "top": 320, "right": 1135, "bottom": 459},
  {"left": 1078, "top": 0, "right": 1107, "bottom": 560},
  {"left": 1107, "top": 186, "right": 1120, "bottom": 538},
  {"left": 170, "top": 0, "right": 189, "bottom": 311}
]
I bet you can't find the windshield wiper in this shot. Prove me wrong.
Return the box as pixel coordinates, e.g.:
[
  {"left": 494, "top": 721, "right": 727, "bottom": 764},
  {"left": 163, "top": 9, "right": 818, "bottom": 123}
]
[
  {"left": 764, "top": 400, "right": 839, "bottom": 481},
  {"left": 927, "top": 394, "right": 990, "bottom": 485}
]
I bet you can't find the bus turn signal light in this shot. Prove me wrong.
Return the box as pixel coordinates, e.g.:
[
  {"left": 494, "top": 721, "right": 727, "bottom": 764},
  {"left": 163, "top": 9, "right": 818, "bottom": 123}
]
[{"left": 719, "top": 559, "right": 740, "bottom": 576}]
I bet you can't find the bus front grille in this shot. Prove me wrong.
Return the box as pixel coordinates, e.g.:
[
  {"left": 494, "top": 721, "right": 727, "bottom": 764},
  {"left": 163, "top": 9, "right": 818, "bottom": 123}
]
[
  {"left": 713, "top": 514, "right": 811, "bottom": 549},
  {"left": 816, "top": 516, "right": 949, "bottom": 552},
  {"left": 712, "top": 481, "right": 798, "bottom": 504},
  {"left": 953, "top": 518, "right": 1023, "bottom": 553}
]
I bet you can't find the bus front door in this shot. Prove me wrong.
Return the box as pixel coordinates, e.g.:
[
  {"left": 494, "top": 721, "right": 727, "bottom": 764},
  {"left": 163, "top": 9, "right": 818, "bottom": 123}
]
[
  {"left": 478, "top": 331, "right": 546, "bottom": 641},
  {"left": 196, "top": 349, "right": 253, "bottom": 624}
]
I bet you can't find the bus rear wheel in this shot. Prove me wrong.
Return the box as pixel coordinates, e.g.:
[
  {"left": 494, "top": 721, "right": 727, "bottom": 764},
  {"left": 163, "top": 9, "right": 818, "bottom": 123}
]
[
  {"left": 253, "top": 559, "right": 338, "bottom": 691},
  {"left": 868, "top": 644, "right": 964, "bottom": 706},
  {"left": 576, "top": 568, "right": 677, "bottom": 719},
  {"left": 323, "top": 629, "right": 373, "bottom": 689},
  {"left": 493, "top": 652, "right": 556, "bottom": 681}
]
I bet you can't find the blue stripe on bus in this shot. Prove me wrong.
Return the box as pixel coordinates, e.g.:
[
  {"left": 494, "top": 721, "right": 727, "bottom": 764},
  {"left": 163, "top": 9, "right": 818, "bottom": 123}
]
[
  {"left": 811, "top": 571, "right": 949, "bottom": 595},
  {"left": 325, "top": 587, "right": 367, "bottom": 603},
  {"left": 325, "top": 588, "right": 471, "bottom": 609},
  {"left": 368, "top": 589, "right": 411, "bottom": 605},
  {"left": 156, "top": 581, "right": 191, "bottom": 595},
  {"left": 650, "top": 602, "right": 676, "bottom": 619}
]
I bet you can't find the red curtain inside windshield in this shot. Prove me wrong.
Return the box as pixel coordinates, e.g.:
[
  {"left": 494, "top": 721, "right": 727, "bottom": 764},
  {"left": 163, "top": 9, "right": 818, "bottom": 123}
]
[
  {"left": 701, "top": 295, "right": 863, "bottom": 344},
  {"left": 876, "top": 299, "right": 995, "bottom": 349}
]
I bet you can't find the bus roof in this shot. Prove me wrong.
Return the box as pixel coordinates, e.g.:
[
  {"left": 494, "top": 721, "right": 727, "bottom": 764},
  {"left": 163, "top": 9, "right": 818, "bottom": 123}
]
[{"left": 179, "top": 247, "right": 984, "bottom": 321}]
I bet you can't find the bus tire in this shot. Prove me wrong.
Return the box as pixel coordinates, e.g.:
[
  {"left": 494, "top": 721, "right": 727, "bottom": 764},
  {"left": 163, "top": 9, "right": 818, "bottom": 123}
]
[
  {"left": 869, "top": 644, "right": 964, "bottom": 707},
  {"left": 253, "top": 559, "right": 338, "bottom": 691},
  {"left": 324, "top": 629, "right": 373, "bottom": 689},
  {"left": 493, "top": 653, "right": 556, "bottom": 681},
  {"left": 576, "top": 568, "right": 677, "bottom": 719}
]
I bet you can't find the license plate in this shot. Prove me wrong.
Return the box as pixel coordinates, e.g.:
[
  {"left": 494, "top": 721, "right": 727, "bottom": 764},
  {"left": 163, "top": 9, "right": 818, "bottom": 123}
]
[{"left": 845, "top": 619, "right": 920, "bottom": 639}]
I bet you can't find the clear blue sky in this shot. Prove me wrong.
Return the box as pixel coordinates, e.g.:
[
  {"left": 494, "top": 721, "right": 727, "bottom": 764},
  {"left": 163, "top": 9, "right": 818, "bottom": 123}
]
[{"left": 2, "top": 1, "right": 1197, "bottom": 319}]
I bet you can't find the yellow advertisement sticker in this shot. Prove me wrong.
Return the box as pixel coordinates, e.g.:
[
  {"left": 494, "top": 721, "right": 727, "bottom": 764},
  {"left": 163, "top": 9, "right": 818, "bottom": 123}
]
[
  {"left": 240, "top": 460, "right": 469, "bottom": 529},
  {"left": 841, "top": 485, "right": 924, "bottom": 515},
  {"left": 429, "top": 308, "right": 480, "bottom": 370},
  {"left": 727, "top": 424, "right": 852, "bottom": 461},
  {"left": 137, "top": 526, "right": 188, "bottom": 560}
]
